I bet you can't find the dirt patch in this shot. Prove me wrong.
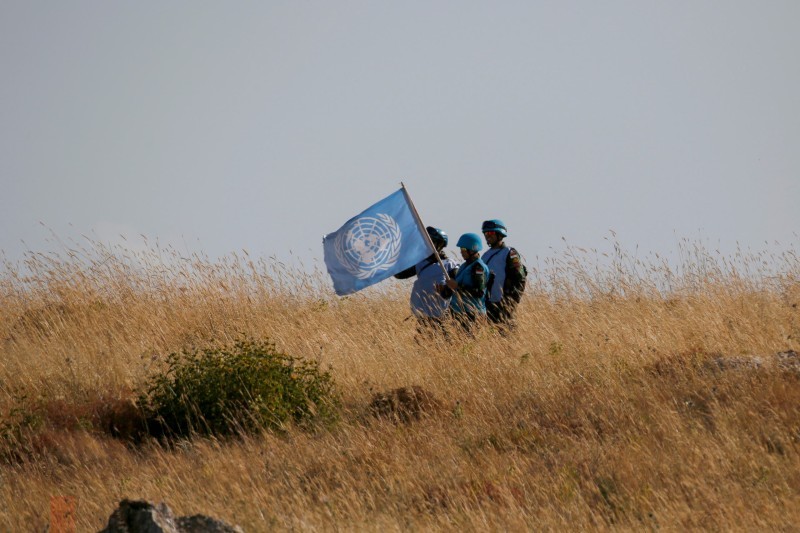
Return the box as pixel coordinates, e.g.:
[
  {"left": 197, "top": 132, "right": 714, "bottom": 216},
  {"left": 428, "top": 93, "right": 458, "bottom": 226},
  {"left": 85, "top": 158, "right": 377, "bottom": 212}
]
[{"left": 369, "top": 386, "right": 443, "bottom": 423}]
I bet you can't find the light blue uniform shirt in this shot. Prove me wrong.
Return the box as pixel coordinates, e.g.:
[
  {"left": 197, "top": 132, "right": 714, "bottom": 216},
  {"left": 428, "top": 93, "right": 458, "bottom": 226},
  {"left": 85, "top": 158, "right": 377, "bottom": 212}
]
[
  {"left": 410, "top": 256, "right": 458, "bottom": 318},
  {"left": 482, "top": 246, "right": 511, "bottom": 303}
]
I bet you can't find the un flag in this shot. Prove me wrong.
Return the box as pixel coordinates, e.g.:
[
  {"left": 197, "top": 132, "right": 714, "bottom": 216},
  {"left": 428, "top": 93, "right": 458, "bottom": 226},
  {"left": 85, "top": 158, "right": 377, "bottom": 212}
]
[{"left": 323, "top": 189, "right": 433, "bottom": 295}]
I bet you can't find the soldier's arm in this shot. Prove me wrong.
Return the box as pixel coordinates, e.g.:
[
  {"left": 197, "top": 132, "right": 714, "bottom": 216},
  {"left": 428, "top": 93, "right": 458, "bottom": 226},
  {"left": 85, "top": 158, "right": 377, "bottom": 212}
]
[
  {"left": 461, "top": 263, "right": 487, "bottom": 298},
  {"left": 438, "top": 266, "right": 459, "bottom": 298},
  {"left": 503, "top": 248, "right": 527, "bottom": 303},
  {"left": 393, "top": 265, "right": 417, "bottom": 280}
]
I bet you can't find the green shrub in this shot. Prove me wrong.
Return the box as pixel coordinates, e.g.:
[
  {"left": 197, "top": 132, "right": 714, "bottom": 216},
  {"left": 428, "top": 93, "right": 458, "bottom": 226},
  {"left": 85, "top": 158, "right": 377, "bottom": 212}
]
[
  {"left": 136, "top": 340, "right": 339, "bottom": 438},
  {"left": 0, "top": 395, "right": 43, "bottom": 464}
]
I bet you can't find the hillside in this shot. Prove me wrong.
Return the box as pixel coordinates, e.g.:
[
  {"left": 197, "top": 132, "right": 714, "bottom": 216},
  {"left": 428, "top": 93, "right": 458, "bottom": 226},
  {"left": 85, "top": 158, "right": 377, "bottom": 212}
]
[{"left": 1, "top": 241, "right": 798, "bottom": 530}]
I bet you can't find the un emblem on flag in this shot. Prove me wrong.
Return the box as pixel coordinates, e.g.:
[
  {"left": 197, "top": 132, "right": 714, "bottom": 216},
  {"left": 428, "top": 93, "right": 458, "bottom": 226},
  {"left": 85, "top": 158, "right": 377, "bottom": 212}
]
[{"left": 335, "top": 214, "right": 402, "bottom": 279}]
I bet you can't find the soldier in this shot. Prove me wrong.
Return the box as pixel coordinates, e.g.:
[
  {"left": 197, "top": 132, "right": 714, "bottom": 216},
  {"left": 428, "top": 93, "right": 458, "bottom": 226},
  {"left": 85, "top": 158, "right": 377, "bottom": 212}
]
[
  {"left": 480, "top": 219, "right": 527, "bottom": 332},
  {"left": 394, "top": 227, "right": 458, "bottom": 336},
  {"left": 438, "top": 233, "right": 489, "bottom": 333}
]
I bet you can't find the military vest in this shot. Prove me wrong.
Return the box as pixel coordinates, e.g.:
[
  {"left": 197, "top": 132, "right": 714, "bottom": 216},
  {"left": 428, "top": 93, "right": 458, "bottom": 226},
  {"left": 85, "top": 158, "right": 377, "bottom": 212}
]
[
  {"left": 482, "top": 246, "right": 511, "bottom": 303},
  {"left": 410, "top": 257, "right": 458, "bottom": 318},
  {"left": 450, "top": 258, "right": 488, "bottom": 315}
]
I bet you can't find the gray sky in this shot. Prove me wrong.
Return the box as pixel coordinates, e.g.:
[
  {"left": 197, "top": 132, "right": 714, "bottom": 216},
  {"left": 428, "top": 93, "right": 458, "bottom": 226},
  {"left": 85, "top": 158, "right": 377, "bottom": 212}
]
[{"left": 2, "top": 1, "right": 798, "bottom": 273}]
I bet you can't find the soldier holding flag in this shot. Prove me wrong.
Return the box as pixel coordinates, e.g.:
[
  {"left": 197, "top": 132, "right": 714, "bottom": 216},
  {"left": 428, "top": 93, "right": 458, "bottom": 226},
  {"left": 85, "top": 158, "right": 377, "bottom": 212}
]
[{"left": 394, "top": 226, "right": 458, "bottom": 336}]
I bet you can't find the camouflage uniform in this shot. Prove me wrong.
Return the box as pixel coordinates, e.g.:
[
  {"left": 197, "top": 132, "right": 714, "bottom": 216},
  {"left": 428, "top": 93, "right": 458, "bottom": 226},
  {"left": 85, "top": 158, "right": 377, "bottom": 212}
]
[
  {"left": 482, "top": 243, "right": 527, "bottom": 331},
  {"left": 440, "top": 257, "right": 488, "bottom": 333}
]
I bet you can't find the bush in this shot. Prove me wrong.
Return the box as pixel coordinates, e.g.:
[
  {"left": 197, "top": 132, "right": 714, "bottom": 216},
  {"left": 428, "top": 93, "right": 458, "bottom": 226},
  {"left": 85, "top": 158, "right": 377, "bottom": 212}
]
[
  {"left": 0, "top": 395, "right": 43, "bottom": 464},
  {"left": 136, "top": 340, "right": 339, "bottom": 438}
]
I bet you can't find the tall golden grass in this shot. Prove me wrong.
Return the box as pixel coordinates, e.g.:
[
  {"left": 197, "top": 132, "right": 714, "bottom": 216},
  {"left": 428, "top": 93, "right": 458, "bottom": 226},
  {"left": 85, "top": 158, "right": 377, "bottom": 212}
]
[{"left": 1, "top": 238, "right": 799, "bottom": 530}]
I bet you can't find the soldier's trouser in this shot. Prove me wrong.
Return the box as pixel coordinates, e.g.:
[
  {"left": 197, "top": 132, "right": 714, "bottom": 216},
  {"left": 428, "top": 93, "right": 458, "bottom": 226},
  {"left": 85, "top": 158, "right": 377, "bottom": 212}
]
[
  {"left": 487, "top": 301, "right": 516, "bottom": 330},
  {"left": 415, "top": 315, "right": 448, "bottom": 338},
  {"left": 451, "top": 311, "right": 485, "bottom": 336}
]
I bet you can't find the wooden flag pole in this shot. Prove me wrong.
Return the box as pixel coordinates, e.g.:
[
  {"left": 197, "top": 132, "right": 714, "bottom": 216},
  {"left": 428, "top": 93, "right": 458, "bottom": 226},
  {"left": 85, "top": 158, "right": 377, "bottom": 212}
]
[{"left": 400, "top": 182, "right": 451, "bottom": 279}]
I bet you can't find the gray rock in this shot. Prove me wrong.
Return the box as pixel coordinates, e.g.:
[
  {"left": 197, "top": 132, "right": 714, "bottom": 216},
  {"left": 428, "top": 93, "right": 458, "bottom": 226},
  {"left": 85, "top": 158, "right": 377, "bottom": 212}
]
[
  {"left": 706, "top": 351, "right": 800, "bottom": 374},
  {"left": 176, "top": 515, "right": 243, "bottom": 533},
  {"left": 99, "top": 500, "right": 242, "bottom": 533},
  {"left": 708, "top": 355, "right": 765, "bottom": 372},
  {"left": 775, "top": 350, "right": 800, "bottom": 373}
]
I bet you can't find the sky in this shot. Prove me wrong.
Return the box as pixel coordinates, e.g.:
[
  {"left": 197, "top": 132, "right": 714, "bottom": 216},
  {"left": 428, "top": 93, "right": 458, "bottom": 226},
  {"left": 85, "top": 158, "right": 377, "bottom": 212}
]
[{"left": 2, "top": 1, "right": 798, "bottom": 275}]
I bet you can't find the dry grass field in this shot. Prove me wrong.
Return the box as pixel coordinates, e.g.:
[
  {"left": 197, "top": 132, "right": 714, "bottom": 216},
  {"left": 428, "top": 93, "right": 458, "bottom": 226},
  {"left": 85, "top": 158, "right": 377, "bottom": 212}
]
[{"left": 1, "top": 239, "right": 799, "bottom": 531}]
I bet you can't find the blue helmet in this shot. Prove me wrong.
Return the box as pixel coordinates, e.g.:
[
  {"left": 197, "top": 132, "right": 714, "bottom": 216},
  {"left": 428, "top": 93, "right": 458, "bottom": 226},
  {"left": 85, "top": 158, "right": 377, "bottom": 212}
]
[
  {"left": 481, "top": 219, "right": 508, "bottom": 237},
  {"left": 456, "top": 233, "right": 483, "bottom": 252},
  {"left": 426, "top": 226, "right": 448, "bottom": 248}
]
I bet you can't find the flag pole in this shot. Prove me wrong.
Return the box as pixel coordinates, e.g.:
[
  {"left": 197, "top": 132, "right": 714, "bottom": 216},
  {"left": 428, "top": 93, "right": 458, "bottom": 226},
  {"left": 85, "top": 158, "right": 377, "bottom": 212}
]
[{"left": 400, "top": 182, "right": 451, "bottom": 279}]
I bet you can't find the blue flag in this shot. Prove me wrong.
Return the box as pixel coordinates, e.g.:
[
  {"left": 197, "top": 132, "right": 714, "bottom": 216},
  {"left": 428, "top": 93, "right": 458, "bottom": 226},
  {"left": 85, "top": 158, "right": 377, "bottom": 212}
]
[{"left": 323, "top": 188, "right": 433, "bottom": 295}]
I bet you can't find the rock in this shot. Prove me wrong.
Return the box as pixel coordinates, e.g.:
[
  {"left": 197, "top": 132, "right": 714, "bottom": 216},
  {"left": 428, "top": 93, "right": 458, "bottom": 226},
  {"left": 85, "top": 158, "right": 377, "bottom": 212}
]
[
  {"left": 775, "top": 350, "right": 800, "bottom": 374},
  {"left": 99, "top": 500, "right": 176, "bottom": 533},
  {"left": 707, "top": 355, "right": 765, "bottom": 372},
  {"left": 369, "top": 386, "right": 442, "bottom": 423},
  {"left": 705, "top": 351, "right": 800, "bottom": 375},
  {"left": 176, "top": 515, "right": 243, "bottom": 533},
  {"left": 99, "top": 499, "right": 242, "bottom": 533}
]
